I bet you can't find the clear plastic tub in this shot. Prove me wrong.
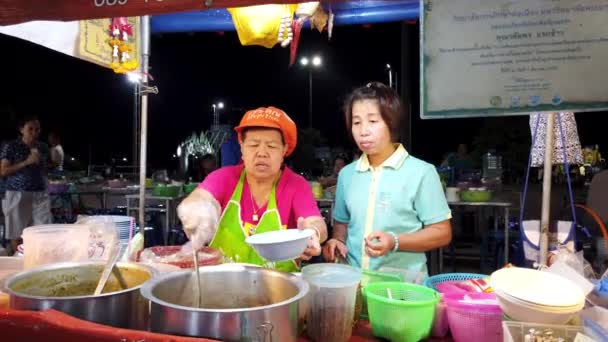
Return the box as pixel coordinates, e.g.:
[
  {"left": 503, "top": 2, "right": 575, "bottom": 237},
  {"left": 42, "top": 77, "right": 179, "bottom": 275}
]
[
  {"left": 22, "top": 225, "right": 90, "bottom": 269},
  {"left": 502, "top": 321, "right": 583, "bottom": 342},
  {"left": 302, "top": 263, "right": 362, "bottom": 342}
]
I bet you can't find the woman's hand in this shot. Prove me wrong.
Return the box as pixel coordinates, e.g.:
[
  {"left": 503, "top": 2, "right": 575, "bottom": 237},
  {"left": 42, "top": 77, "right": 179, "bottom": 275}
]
[
  {"left": 177, "top": 188, "right": 221, "bottom": 250},
  {"left": 364, "top": 231, "right": 395, "bottom": 258},
  {"left": 322, "top": 238, "right": 347, "bottom": 262},
  {"left": 297, "top": 217, "right": 321, "bottom": 260},
  {"left": 24, "top": 149, "right": 40, "bottom": 166}
]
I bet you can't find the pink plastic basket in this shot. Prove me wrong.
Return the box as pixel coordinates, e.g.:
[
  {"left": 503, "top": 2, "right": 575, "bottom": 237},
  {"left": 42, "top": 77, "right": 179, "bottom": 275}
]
[{"left": 443, "top": 292, "right": 503, "bottom": 342}]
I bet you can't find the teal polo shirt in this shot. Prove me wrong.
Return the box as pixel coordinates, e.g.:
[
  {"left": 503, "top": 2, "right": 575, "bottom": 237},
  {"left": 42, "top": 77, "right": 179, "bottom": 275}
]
[{"left": 333, "top": 144, "right": 452, "bottom": 274}]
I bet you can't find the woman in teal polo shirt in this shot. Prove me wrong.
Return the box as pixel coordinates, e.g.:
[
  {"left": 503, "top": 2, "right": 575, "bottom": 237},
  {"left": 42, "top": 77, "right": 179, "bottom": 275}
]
[{"left": 322, "top": 82, "right": 452, "bottom": 276}]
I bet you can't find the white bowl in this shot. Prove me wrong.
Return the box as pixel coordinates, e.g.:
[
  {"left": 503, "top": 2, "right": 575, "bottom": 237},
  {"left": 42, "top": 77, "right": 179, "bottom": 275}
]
[
  {"left": 495, "top": 290, "right": 582, "bottom": 324},
  {"left": 246, "top": 229, "right": 314, "bottom": 262},
  {"left": 495, "top": 288, "right": 582, "bottom": 312},
  {"left": 490, "top": 267, "right": 585, "bottom": 307}
]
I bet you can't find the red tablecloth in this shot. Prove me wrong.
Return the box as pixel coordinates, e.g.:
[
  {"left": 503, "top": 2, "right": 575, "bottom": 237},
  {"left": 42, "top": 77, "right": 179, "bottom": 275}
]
[
  {"left": 0, "top": 309, "right": 209, "bottom": 342},
  {"left": 1, "top": 309, "right": 453, "bottom": 341},
  {"left": 299, "top": 321, "right": 454, "bottom": 341}
]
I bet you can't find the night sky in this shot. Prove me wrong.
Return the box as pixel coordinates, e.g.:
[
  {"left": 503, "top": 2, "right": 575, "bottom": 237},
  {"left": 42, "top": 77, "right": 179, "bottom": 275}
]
[{"left": 1, "top": 21, "right": 606, "bottom": 171}]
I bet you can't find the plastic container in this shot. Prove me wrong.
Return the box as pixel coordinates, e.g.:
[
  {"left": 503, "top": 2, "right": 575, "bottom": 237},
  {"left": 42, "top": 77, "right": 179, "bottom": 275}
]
[
  {"left": 459, "top": 190, "right": 493, "bottom": 202},
  {"left": 363, "top": 282, "right": 439, "bottom": 342},
  {"left": 581, "top": 307, "right": 608, "bottom": 341},
  {"left": 77, "top": 215, "right": 132, "bottom": 242},
  {"left": 443, "top": 292, "right": 503, "bottom": 342},
  {"left": 502, "top": 321, "right": 583, "bottom": 342},
  {"left": 423, "top": 273, "right": 489, "bottom": 338},
  {"left": 358, "top": 270, "right": 403, "bottom": 319},
  {"left": 183, "top": 183, "right": 199, "bottom": 194},
  {"left": 423, "top": 273, "right": 489, "bottom": 291},
  {"left": 22, "top": 225, "right": 91, "bottom": 269},
  {"left": 153, "top": 185, "right": 181, "bottom": 197},
  {"left": 302, "top": 263, "right": 362, "bottom": 342}
]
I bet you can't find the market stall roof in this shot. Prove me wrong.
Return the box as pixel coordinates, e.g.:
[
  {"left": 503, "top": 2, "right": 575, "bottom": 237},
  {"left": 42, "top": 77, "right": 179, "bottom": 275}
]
[
  {"left": 151, "top": 0, "right": 419, "bottom": 33},
  {"left": 0, "top": 0, "right": 419, "bottom": 28}
]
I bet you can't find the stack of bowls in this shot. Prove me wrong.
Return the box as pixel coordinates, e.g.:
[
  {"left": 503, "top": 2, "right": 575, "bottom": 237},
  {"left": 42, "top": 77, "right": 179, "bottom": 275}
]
[
  {"left": 490, "top": 267, "right": 585, "bottom": 324},
  {"left": 80, "top": 215, "right": 133, "bottom": 242}
]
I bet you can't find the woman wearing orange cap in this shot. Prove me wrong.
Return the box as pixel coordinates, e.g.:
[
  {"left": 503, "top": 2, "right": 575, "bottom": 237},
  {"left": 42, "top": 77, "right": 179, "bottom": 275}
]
[{"left": 178, "top": 107, "right": 327, "bottom": 272}]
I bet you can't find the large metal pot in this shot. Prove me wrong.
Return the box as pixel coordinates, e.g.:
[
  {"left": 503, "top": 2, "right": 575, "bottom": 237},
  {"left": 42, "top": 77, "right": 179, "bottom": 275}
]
[
  {"left": 4, "top": 261, "right": 154, "bottom": 330},
  {"left": 140, "top": 264, "right": 309, "bottom": 341}
]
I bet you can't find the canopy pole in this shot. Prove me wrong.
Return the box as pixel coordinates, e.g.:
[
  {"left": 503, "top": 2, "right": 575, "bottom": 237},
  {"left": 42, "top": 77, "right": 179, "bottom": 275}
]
[
  {"left": 539, "top": 112, "right": 555, "bottom": 266},
  {"left": 138, "top": 15, "right": 151, "bottom": 236}
]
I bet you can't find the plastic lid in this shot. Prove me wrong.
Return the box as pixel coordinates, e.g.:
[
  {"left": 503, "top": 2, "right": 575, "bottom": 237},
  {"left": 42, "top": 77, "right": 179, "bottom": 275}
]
[{"left": 302, "top": 263, "right": 362, "bottom": 288}]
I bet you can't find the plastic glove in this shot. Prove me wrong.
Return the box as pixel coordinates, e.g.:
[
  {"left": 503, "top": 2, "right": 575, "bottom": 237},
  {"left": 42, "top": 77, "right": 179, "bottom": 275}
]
[{"left": 177, "top": 190, "right": 221, "bottom": 250}]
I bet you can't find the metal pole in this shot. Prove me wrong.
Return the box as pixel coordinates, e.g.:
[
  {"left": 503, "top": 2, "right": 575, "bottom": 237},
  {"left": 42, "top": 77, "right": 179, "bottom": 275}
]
[
  {"left": 388, "top": 69, "right": 393, "bottom": 88},
  {"left": 539, "top": 112, "right": 555, "bottom": 266},
  {"left": 133, "top": 83, "right": 139, "bottom": 169},
  {"left": 394, "top": 71, "right": 398, "bottom": 92},
  {"left": 138, "top": 15, "right": 150, "bottom": 236},
  {"left": 308, "top": 70, "right": 313, "bottom": 128}
]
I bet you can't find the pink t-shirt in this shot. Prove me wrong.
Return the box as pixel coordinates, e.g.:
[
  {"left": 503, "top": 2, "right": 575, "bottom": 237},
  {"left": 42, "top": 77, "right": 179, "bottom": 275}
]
[{"left": 200, "top": 164, "right": 320, "bottom": 229}]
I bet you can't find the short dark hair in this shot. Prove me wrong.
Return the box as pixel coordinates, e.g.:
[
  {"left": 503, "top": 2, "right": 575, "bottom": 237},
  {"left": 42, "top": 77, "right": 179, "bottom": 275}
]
[
  {"left": 241, "top": 127, "right": 285, "bottom": 145},
  {"left": 201, "top": 153, "right": 216, "bottom": 162},
  {"left": 49, "top": 130, "right": 60, "bottom": 140},
  {"left": 17, "top": 114, "right": 40, "bottom": 129},
  {"left": 343, "top": 82, "right": 403, "bottom": 142},
  {"left": 335, "top": 153, "right": 348, "bottom": 163}
]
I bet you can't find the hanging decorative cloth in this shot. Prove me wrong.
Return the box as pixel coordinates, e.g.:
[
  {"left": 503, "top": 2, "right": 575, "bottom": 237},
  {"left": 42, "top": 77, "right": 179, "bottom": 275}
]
[
  {"left": 290, "top": 2, "right": 320, "bottom": 66},
  {"left": 520, "top": 112, "right": 581, "bottom": 266},
  {"left": 228, "top": 4, "right": 297, "bottom": 49},
  {"left": 310, "top": 5, "right": 328, "bottom": 33},
  {"left": 107, "top": 17, "right": 138, "bottom": 74},
  {"left": 529, "top": 112, "right": 583, "bottom": 167}
]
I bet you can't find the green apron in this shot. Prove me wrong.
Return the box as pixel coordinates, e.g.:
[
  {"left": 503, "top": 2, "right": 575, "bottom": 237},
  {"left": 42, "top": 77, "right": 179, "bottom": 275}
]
[{"left": 209, "top": 169, "right": 299, "bottom": 272}]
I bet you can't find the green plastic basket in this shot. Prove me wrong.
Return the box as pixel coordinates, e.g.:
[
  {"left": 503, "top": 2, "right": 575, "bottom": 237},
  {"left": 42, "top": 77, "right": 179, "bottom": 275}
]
[
  {"left": 183, "top": 183, "right": 199, "bottom": 194},
  {"left": 153, "top": 185, "right": 181, "bottom": 197},
  {"left": 359, "top": 270, "right": 403, "bottom": 319},
  {"left": 363, "top": 282, "right": 440, "bottom": 342}
]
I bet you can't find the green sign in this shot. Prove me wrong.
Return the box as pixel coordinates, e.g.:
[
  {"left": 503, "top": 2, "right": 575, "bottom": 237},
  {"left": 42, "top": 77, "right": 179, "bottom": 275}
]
[{"left": 420, "top": 0, "right": 608, "bottom": 119}]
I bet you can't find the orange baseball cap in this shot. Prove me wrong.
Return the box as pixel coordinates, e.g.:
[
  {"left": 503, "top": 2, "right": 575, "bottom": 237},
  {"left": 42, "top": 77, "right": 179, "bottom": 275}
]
[{"left": 234, "top": 106, "right": 298, "bottom": 156}]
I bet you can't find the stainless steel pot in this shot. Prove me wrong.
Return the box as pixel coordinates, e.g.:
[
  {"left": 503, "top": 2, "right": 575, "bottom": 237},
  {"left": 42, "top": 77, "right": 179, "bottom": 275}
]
[
  {"left": 140, "top": 264, "right": 309, "bottom": 342},
  {"left": 4, "top": 261, "right": 154, "bottom": 330}
]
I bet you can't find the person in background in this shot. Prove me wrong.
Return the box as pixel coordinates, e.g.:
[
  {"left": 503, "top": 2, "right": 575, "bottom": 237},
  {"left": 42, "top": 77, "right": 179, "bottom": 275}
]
[
  {"left": 318, "top": 154, "right": 348, "bottom": 189},
  {"left": 323, "top": 82, "right": 452, "bottom": 276},
  {"left": 177, "top": 106, "right": 327, "bottom": 272},
  {"left": 0, "top": 115, "right": 52, "bottom": 255},
  {"left": 441, "top": 143, "right": 474, "bottom": 178},
  {"left": 196, "top": 154, "right": 217, "bottom": 182},
  {"left": 48, "top": 131, "right": 64, "bottom": 173},
  {"left": 220, "top": 111, "right": 243, "bottom": 167}
]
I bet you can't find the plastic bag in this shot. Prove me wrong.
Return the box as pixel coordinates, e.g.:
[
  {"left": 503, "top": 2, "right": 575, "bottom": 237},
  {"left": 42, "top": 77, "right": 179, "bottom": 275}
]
[
  {"left": 228, "top": 4, "right": 297, "bottom": 48},
  {"left": 138, "top": 243, "right": 223, "bottom": 269}
]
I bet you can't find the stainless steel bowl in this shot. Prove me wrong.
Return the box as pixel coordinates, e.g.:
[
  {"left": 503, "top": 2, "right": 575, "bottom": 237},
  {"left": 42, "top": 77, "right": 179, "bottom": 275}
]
[
  {"left": 4, "top": 261, "right": 154, "bottom": 329},
  {"left": 140, "top": 264, "right": 309, "bottom": 341}
]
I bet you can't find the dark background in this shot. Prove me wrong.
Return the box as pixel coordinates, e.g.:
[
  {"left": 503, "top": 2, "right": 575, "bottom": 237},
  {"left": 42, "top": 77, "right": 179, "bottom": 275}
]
[{"left": 1, "top": 22, "right": 606, "bottom": 172}]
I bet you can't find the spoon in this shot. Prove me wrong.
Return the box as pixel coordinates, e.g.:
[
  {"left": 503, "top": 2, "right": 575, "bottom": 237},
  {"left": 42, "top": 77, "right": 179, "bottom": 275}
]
[
  {"left": 193, "top": 248, "right": 202, "bottom": 308},
  {"left": 93, "top": 243, "right": 124, "bottom": 296}
]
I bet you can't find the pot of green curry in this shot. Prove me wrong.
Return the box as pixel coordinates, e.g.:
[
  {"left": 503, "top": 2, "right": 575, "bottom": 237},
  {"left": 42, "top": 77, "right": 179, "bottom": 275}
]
[{"left": 4, "top": 261, "right": 155, "bottom": 329}]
